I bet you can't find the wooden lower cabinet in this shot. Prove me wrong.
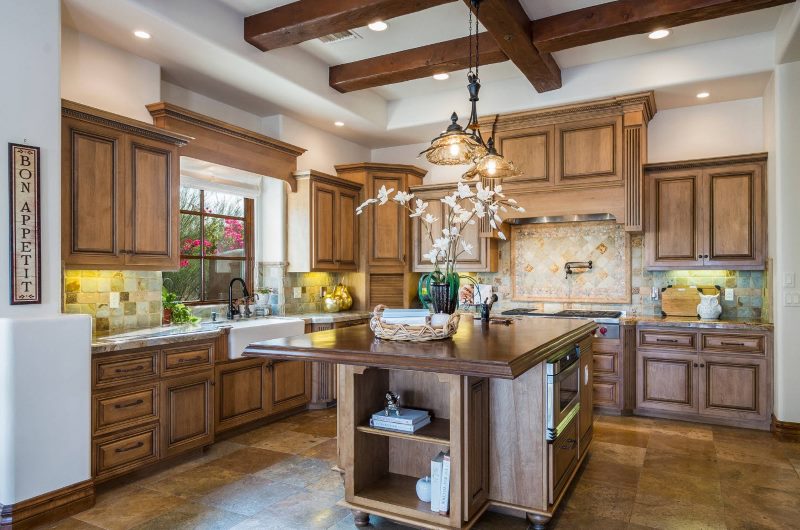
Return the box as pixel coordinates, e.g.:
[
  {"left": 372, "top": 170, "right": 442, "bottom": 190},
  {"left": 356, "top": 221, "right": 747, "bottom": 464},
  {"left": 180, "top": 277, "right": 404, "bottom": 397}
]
[
  {"left": 92, "top": 424, "right": 160, "bottom": 481},
  {"left": 161, "top": 370, "right": 214, "bottom": 457},
  {"left": 592, "top": 337, "right": 623, "bottom": 412},
  {"left": 635, "top": 326, "right": 772, "bottom": 429},
  {"left": 548, "top": 412, "right": 579, "bottom": 505},
  {"left": 270, "top": 360, "right": 311, "bottom": 414},
  {"left": 215, "top": 358, "right": 268, "bottom": 432}
]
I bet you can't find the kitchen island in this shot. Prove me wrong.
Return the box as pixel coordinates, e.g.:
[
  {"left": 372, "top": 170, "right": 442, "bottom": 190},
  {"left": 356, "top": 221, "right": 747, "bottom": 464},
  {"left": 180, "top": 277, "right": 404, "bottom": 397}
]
[{"left": 244, "top": 317, "right": 597, "bottom": 529}]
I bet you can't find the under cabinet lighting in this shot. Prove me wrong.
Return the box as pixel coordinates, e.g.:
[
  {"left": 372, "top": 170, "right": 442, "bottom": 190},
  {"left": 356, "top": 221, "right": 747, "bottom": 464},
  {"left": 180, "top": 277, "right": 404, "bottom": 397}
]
[
  {"left": 368, "top": 21, "right": 388, "bottom": 32},
  {"left": 334, "top": 121, "right": 345, "bottom": 127},
  {"left": 433, "top": 73, "right": 450, "bottom": 81},
  {"left": 696, "top": 91, "right": 711, "bottom": 99},
  {"left": 648, "top": 29, "right": 670, "bottom": 40},
  {"left": 133, "top": 30, "right": 151, "bottom": 39}
]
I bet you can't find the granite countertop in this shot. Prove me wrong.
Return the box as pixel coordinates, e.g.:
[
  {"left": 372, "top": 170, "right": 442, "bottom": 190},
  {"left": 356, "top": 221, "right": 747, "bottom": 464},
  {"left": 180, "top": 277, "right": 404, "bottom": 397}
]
[
  {"left": 623, "top": 315, "right": 773, "bottom": 331},
  {"left": 92, "top": 323, "right": 227, "bottom": 354},
  {"left": 287, "top": 311, "right": 372, "bottom": 324}
]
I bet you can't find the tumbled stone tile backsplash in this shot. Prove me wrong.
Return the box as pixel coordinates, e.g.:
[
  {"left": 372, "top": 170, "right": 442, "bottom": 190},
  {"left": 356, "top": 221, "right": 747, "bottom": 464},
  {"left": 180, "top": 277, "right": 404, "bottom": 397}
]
[{"left": 64, "top": 270, "right": 162, "bottom": 332}]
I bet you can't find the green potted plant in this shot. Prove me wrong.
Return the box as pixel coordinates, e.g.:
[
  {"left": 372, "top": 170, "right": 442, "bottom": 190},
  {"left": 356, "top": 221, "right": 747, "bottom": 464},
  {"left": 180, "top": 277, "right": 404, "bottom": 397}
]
[{"left": 162, "top": 287, "right": 199, "bottom": 325}]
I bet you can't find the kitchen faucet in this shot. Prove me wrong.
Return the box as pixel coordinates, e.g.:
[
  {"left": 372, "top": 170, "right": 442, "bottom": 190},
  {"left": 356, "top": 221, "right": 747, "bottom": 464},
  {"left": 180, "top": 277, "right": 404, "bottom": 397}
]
[{"left": 227, "top": 277, "right": 250, "bottom": 320}]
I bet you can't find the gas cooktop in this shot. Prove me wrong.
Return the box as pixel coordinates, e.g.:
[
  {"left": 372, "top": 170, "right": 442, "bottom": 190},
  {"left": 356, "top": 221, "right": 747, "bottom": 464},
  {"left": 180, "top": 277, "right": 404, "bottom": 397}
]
[{"left": 501, "top": 308, "right": 622, "bottom": 319}]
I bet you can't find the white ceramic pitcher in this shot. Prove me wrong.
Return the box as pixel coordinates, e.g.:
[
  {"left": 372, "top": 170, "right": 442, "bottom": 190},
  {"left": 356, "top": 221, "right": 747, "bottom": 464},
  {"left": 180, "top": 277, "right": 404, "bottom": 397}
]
[{"left": 697, "top": 293, "right": 722, "bottom": 320}]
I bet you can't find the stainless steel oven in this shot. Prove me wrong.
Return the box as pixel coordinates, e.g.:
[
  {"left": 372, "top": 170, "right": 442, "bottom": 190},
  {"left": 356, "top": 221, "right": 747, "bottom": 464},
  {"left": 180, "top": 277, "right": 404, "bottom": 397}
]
[{"left": 546, "top": 343, "right": 581, "bottom": 441}]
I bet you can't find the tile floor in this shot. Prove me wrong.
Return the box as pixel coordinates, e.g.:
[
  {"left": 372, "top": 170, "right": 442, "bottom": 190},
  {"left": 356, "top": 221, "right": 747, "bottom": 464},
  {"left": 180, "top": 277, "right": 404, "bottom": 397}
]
[{"left": 41, "top": 410, "right": 800, "bottom": 530}]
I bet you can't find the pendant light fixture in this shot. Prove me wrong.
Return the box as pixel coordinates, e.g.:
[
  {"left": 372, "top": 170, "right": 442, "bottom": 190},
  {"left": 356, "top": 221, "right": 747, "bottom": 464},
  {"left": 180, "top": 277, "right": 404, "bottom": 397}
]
[
  {"left": 461, "top": 115, "right": 521, "bottom": 181},
  {"left": 419, "top": 0, "right": 488, "bottom": 166}
]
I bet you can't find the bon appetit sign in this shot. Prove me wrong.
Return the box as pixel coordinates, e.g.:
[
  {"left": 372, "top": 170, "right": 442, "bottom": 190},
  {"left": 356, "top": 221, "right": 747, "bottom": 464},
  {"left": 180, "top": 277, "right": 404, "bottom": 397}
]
[{"left": 9, "top": 144, "right": 41, "bottom": 304}]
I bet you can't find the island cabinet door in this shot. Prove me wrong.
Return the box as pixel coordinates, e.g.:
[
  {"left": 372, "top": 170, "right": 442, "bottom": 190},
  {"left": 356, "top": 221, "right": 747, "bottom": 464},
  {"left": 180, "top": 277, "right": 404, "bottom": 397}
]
[
  {"left": 161, "top": 370, "right": 214, "bottom": 457},
  {"left": 268, "top": 360, "right": 311, "bottom": 414},
  {"left": 636, "top": 351, "right": 699, "bottom": 414},
  {"left": 698, "top": 354, "right": 768, "bottom": 422}
]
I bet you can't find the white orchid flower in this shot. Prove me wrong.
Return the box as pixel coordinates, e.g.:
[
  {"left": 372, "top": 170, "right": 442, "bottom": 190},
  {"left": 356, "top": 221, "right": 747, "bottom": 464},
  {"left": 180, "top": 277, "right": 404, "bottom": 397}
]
[
  {"left": 473, "top": 202, "right": 486, "bottom": 218},
  {"left": 377, "top": 185, "right": 394, "bottom": 205},
  {"left": 475, "top": 182, "right": 494, "bottom": 201},
  {"left": 458, "top": 210, "right": 472, "bottom": 224},
  {"left": 440, "top": 194, "right": 458, "bottom": 208},
  {"left": 433, "top": 237, "right": 450, "bottom": 252},
  {"left": 422, "top": 213, "right": 438, "bottom": 224},
  {"left": 409, "top": 198, "right": 429, "bottom": 217},
  {"left": 457, "top": 181, "right": 474, "bottom": 198},
  {"left": 356, "top": 198, "right": 378, "bottom": 215},
  {"left": 489, "top": 218, "right": 497, "bottom": 230},
  {"left": 460, "top": 240, "right": 474, "bottom": 255},
  {"left": 498, "top": 231, "right": 507, "bottom": 241},
  {"left": 494, "top": 185, "right": 505, "bottom": 198},
  {"left": 393, "top": 191, "right": 414, "bottom": 205},
  {"left": 422, "top": 250, "right": 440, "bottom": 264}
]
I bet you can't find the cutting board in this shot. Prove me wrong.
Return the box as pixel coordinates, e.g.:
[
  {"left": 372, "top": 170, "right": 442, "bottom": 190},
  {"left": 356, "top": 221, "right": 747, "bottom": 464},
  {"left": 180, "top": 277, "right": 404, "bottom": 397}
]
[{"left": 661, "top": 285, "right": 719, "bottom": 317}]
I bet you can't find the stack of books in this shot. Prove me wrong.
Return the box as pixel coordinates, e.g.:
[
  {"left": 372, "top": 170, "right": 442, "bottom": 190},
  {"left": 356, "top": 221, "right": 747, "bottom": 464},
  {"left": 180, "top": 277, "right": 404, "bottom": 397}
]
[
  {"left": 369, "top": 408, "right": 431, "bottom": 433},
  {"left": 379, "top": 308, "right": 430, "bottom": 326},
  {"left": 431, "top": 451, "right": 451, "bottom": 515}
]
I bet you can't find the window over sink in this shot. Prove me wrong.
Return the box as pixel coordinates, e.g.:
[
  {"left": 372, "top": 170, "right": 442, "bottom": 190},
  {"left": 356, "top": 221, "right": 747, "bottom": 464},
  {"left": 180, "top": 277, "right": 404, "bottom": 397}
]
[{"left": 163, "top": 186, "right": 254, "bottom": 303}]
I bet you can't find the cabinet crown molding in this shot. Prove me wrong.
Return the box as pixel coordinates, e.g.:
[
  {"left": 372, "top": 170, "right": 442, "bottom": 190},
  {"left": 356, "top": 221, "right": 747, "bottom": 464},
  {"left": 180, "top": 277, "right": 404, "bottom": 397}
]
[
  {"left": 293, "top": 169, "right": 363, "bottom": 190},
  {"left": 62, "top": 99, "right": 193, "bottom": 147},
  {"left": 645, "top": 152, "right": 768, "bottom": 172},
  {"left": 334, "top": 162, "right": 428, "bottom": 178},
  {"left": 477, "top": 91, "right": 656, "bottom": 131}
]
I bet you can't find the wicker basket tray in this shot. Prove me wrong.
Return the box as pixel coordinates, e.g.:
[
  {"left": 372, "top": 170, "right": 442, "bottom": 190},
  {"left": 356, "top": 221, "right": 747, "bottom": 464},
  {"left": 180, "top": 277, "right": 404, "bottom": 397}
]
[{"left": 370, "top": 305, "right": 460, "bottom": 342}]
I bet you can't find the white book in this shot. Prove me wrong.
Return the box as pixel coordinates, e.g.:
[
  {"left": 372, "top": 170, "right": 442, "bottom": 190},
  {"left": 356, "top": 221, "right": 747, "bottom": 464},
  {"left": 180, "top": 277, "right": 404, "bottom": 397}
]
[
  {"left": 369, "top": 417, "right": 431, "bottom": 432},
  {"left": 380, "top": 317, "right": 428, "bottom": 325},
  {"left": 371, "top": 408, "right": 430, "bottom": 425},
  {"left": 430, "top": 451, "right": 445, "bottom": 513},
  {"left": 439, "top": 452, "right": 451, "bottom": 515},
  {"left": 382, "top": 309, "right": 430, "bottom": 318}
]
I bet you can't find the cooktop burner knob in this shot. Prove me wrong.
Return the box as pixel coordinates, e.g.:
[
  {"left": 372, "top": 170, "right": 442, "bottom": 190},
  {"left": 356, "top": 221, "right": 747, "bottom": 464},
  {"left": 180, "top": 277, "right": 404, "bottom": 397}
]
[{"left": 598, "top": 326, "right": 608, "bottom": 335}]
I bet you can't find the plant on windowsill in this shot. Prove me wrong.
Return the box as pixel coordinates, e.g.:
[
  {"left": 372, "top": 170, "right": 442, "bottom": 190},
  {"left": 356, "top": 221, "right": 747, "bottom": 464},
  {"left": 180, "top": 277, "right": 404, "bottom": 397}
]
[
  {"left": 356, "top": 181, "right": 524, "bottom": 314},
  {"left": 162, "top": 287, "right": 199, "bottom": 325}
]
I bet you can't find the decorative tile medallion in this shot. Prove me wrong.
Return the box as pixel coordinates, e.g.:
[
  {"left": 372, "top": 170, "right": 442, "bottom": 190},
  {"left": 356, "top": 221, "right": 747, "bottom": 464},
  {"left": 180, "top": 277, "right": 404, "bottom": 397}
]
[{"left": 510, "top": 221, "right": 630, "bottom": 303}]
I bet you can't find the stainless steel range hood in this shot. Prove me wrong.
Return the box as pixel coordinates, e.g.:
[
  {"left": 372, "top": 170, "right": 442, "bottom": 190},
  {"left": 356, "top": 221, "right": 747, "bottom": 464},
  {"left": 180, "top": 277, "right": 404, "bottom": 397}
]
[{"left": 506, "top": 213, "right": 616, "bottom": 225}]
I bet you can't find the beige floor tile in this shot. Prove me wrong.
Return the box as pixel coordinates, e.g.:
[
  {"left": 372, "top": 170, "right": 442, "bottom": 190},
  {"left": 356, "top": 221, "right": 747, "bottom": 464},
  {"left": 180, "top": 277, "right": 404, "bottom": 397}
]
[
  {"left": 143, "top": 463, "right": 245, "bottom": 500},
  {"left": 73, "top": 486, "right": 185, "bottom": 530},
  {"left": 34, "top": 518, "right": 103, "bottom": 530},
  {"left": 301, "top": 438, "right": 338, "bottom": 462},
  {"left": 629, "top": 493, "right": 726, "bottom": 530},
  {"left": 197, "top": 475, "right": 302, "bottom": 517},
  {"left": 128, "top": 502, "right": 246, "bottom": 530},
  {"left": 251, "top": 429, "right": 329, "bottom": 454},
  {"left": 590, "top": 440, "right": 647, "bottom": 467},
  {"left": 208, "top": 447, "right": 292, "bottom": 475}
]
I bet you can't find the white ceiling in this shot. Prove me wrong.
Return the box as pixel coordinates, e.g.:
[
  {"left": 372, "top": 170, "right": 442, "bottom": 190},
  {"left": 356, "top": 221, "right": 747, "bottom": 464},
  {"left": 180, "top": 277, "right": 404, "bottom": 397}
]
[{"left": 61, "top": 0, "right": 795, "bottom": 147}]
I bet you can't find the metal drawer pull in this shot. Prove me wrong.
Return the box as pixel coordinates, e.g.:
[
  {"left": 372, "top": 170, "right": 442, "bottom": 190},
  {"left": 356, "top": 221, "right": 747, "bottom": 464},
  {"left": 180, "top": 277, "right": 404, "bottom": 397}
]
[
  {"left": 177, "top": 355, "right": 204, "bottom": 363},
  {"left": 559, "top": 438, "right": 577, "bottom": 450},
  {"left": 115, "top": 441, "right": 144, "bottom": 453},
  {"left": 656, "top": 338, "right": 679, "bottom": 343},
  {"left": 720, "top": 341, "right": 746, "bottom": 347},
  {"left": 114, "top": 399, "right": 144, "bottom": 409},
  {"left": 115, "top": 365, "right": 144, "bottom": 374}
]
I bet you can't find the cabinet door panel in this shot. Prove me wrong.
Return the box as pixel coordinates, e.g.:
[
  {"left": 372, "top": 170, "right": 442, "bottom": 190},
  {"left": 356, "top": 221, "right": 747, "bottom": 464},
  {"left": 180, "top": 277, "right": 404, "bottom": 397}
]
[
  {"left": 412, "top": 194, "right": 445, "bottom": 272},
  {"left": 311, "top": 181, "right": 337, "bottom": 270},
  {"left": 161, "top": 371, "right": 214, "bottom": 456},
  {"left": 556, "top": 117, "right": 622, "bottom": 186},
  {"left": 215, "top": 359, "right": 267, "bottom": 432},
  {"left": 369, "top": 174, "right": 406, "bottom": 268},
  {"left": 704, "top": 164, "right": 764, "bottom": 268},
  {"left": 645, "top": 170, "right": 704, "bottom": 268},
  {"left": 636, "top": 351, "right": 697, "bottom": 413},
  {"left": 336, "top": 188, "right": 359, "bottom": 269},
  {"left": 270, "top": 360, "right": 310, "bottom": 414},
  {"left": 63, "top": 121, "right": 125, "bottom": 265},
  {"left": 495, "top": 125, "right": 554, "bottom": 188},
  {"left": 126, "top": 139, "right": 178, "bottom": 268},
  {"left": 699, "top": 355, "right": 767, "bottom": 421},
  {"left": 593, "top": 381, "right": 619, "bottom": 408}
]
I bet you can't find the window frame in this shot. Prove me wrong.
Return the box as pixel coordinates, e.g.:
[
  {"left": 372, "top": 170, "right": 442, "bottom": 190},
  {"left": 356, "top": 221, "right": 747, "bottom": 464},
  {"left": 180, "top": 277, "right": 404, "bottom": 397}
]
[{"left": 175, "top": 188, "right": 255, "bottom": 305}]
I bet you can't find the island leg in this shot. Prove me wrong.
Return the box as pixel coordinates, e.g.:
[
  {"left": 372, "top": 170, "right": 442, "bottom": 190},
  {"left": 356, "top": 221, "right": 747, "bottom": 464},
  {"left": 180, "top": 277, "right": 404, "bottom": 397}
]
[
  {"left": 526, "top": 513, "right": 550, "bottom": 530},
  {"left": 353, "top": 510, "right": 370, "bottom": 527}
]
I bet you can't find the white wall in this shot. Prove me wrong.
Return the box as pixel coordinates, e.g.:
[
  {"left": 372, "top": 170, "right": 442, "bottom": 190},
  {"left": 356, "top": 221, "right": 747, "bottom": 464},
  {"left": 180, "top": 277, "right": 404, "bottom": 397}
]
[
  {"left": 277, "top": 115, "right": 370, "bottom": 175},
  {"left": 648, "top": 99, "right": 764, "bottom": 162},
  {"left": 371, "top": 143, "right": 464, "bottom": 184},
  {"left": 61, "top": 26, "right": 160, "bottom": 123},
  {"left": 0, "top": 1, "right": 92, "bottom": 506},
  {"left": 769, "top": 61, "right": 800, "bottom": 423},
  {"left": 161, "top": 81, "right": 265, "bottom": 132}
]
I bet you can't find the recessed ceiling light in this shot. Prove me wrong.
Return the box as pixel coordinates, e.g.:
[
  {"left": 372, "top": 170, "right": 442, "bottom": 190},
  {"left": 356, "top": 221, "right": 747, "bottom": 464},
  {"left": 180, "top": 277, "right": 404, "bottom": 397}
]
[
  {"left": 133, "top": 30, "right": 151, "bottom": 39},
  {"left": 648, "top": 29, "right": 670, "bottom": 40},
  {"left": 368, "top": 21, "right": 388, "bottom": 32},
  {"left": 334, "top": 121, "right": 345, "bottom": 127},
  {"left": 696, "top": 91, "right": 711, "bottom": 99},
  {"left": 433, "top": 73, "right": 450, "bottom": 81}
]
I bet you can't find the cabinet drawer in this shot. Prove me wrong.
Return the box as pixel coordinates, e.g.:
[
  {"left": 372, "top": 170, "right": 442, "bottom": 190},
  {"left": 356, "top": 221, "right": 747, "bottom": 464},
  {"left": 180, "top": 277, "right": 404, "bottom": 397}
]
[
  {"left": 548, "top": 412, "right": 579, "bottom": 504},
  {"left": 93, "top": 425, "right": 159, "bottom": 480},
  {"left": 162, "top": 343, "right": 213, "bottom": 374},
  {"left": 593, "top": 351, "right": 619, "bottom": 378},
  {"left": 94, "top": 351, "right": 158, "bottom": 389},
  {"left": 93, "top": 384, "right": 159, "bottom": 435},
  {"left": 639, "top": 330, "right": 696, "bottom": 350},
  {"left": 593, "top": 381, "right": 619, "bottom": 408},
  {"left": 700, "top": 333, "right": 765, "bottom": 355}
]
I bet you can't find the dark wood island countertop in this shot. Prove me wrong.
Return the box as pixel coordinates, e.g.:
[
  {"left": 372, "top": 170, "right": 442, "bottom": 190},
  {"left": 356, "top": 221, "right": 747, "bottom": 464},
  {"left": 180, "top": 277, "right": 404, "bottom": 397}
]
[{"left": 244, "top": 317, "right": 597, "bottom": 379}]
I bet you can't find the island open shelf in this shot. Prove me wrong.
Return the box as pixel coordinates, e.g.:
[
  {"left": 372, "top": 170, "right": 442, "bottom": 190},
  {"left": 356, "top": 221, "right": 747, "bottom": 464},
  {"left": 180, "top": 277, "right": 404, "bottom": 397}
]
[{"left": 357, "top": 417, "right": 451, "bottom": 445}]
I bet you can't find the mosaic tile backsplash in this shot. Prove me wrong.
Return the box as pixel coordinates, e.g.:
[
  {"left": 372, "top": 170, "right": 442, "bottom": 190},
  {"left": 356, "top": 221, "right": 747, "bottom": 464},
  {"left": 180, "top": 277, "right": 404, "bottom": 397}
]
[
  {"left": 64, "top": 270, "right": 163, "bottom": 332},
  {"left": 511, "top": 221, "right": 629, "bottom": 303},
  {"left": 477, "top": 232, "right": 768, "bottom": 320}
]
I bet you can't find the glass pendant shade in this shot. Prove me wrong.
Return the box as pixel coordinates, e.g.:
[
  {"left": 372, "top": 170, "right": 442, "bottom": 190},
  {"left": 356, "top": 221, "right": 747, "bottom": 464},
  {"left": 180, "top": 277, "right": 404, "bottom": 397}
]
[
  {"left": 419, "top": 112, "right": 486, "bottom": 165},
  {"left": 461, "top": 137, "right": 521, "bottom": 181}
]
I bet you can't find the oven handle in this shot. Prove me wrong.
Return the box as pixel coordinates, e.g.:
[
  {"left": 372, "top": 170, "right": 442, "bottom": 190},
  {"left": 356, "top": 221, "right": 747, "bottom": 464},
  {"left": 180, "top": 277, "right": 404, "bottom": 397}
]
[{"left": 554, "top": 354, "right": 580, "bottom": 382}]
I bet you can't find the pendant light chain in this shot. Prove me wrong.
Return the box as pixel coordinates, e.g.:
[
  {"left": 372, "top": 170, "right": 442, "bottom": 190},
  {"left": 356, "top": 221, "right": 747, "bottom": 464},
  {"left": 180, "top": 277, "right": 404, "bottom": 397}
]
[
  {"left": 468, "top": 6, "right": 474, "bottom": 77},
  {"left": 474, "top": 0, "right": 480, "bottom": 80}
]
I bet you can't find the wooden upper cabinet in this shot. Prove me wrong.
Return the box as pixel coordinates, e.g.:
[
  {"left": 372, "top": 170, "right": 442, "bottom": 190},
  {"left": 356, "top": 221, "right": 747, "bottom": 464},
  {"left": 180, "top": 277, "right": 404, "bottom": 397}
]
[
  {"left": 494, "top": 125, "right": 555, "bottom": 188},
  {"left": 369, "top": 173, "right": 407, "bottom": 268},
  {"left": 288, "top": 170, "right": 362, "bottom": 272},
  {"left": 410, "top": 184, "right": 498, "bottom": 273},
  {"left": 556, "top": 116, "right": 623, "bottom": 187},
  {"left": 645, "top": 154, "right": 766, "bottom": 270},
  {"left": 62, "top": 100, "right": 190, "bottom": 270}
]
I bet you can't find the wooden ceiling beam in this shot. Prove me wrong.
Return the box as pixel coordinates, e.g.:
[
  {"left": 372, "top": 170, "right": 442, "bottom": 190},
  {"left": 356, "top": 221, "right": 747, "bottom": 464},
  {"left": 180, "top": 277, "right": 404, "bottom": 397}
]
[
  {"left": 532, "top": 0, "right": 795, "bottom": 53},
  {"left": 245, "top": 0, "right": 455, "bottom": 51},
  {"left": 329, "top": 32, "right": 506, "bottom": 93},
  {"left": 462, "top": 0, "right": 561, "bottom": 93}
]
